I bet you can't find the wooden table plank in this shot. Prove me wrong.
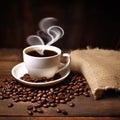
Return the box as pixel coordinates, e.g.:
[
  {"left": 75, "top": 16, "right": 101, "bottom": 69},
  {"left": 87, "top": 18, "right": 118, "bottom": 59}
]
[
  {"left": 0, "top": 48, "right": 22, "bottom": 61},
  {"left": 0, "top": 49, "right": 120, "bottom": 120},
  {"left": 0, "top": 117, "right": 119, "bottom": 120}
]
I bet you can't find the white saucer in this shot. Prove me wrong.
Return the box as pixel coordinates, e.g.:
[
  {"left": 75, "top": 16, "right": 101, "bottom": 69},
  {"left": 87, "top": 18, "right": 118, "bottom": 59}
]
[{"left": 11, "top": 62, "right": 70, "bottom": 87}]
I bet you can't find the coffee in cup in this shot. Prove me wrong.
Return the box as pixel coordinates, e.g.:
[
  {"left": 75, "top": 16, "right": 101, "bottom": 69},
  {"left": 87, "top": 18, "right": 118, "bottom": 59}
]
[{"left": 23, "top": 45, "right": 70, "bottom": 79}]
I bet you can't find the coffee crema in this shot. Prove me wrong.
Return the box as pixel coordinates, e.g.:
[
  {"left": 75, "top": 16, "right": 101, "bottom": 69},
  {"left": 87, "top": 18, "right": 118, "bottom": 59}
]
[{"left": 27, "top": 50, "right": 57, "bottom": 57}]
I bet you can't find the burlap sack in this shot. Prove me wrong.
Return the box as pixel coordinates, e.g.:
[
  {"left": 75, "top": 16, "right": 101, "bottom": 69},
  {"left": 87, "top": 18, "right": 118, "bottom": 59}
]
[{"left": 70, "top": 48, "right": 120, "bottom": 99}]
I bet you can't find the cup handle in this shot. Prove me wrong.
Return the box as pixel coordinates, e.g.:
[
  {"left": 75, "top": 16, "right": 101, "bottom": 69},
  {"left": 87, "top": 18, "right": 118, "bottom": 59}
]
[{"left": 56, "top": 53, "right": 71, "bottom": 73}]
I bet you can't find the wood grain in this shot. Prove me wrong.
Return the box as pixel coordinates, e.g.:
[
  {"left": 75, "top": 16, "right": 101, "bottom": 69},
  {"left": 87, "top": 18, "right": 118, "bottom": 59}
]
[{"left": 0, "top": 117, "right": 119, "bottom": 120}]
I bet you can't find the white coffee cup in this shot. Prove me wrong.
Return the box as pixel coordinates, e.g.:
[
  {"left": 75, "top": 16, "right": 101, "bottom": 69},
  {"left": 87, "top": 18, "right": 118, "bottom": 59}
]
[{"left": 23, "top": 45, "right": 70, "bottom": 79}]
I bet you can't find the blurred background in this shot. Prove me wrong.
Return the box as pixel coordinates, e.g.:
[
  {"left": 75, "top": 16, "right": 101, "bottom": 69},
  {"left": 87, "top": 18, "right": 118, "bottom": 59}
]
[{"left": 0, "top": 0, "right": 120, "bottom": 50}]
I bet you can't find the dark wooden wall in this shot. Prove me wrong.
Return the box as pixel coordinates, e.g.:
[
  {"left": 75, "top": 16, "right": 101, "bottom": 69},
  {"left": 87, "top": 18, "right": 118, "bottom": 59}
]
[{"left": 0, "top": 0, "right": 120, "bottom": 49}]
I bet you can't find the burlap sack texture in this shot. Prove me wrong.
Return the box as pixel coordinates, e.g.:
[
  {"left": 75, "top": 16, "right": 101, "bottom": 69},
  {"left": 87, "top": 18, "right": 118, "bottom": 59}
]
[{"left": 70, "top": 48, "right": 120, "bottom": 99}]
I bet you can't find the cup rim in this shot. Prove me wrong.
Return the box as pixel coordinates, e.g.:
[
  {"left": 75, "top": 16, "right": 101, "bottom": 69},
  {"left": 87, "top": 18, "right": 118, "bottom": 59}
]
[{"left": 23, "top": 45, "right": 61, "bottom": 59}]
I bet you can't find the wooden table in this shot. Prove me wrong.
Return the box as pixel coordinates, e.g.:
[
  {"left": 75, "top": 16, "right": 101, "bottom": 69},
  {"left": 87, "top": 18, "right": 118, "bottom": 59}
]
[{"left": 0, "top": 48, "right": 120, "bottom": 120}]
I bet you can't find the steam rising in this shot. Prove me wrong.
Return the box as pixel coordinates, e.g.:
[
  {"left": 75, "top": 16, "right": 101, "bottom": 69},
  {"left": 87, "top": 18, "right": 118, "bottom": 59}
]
[
  {"left": 39, "top": 17, "right": 57, "bottom": 34},
  {"left": 27, "top": 35, "right": 45, "bottom": 45},
  {"left": 26, "top": 17, "right": 64, "bottom": 55}
]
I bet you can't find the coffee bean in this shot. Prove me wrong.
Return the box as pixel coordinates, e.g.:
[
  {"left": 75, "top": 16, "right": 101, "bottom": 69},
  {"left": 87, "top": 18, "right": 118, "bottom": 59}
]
[
  {"left": 27, "top": 96, "right": 32, "bottom": 101},
  {"left": 27, "top": 110, "right": 33, "bottom": 115},
  {"left": 83, "top": 92, "right": 90, "bottom": 97},
  {"left": 56, "top": 108, "right": 61, "bottom": 113},
  {"left": 14, "top": 98, "right": 19, "bottom": 102},
  {"left": 47, "top": 98, "right": 54, "bottom": 103},
  {"left": 79, "top": 87, "right": 84, "bottom": 92},
  {"left": 32, "top": 107, "right": 37, "bottom": 112},
  {"left": 34, "top": 102, "right": 43, "bottom": 108},
  {"left": 69, "top": 95, "right": 74, "bottom": 99},
  {"left": 27, "top": 105, "right": 33, "bottom": 110},
  {"left": 43, "top": 104, "right": 49, "bottom": 108},
  {"left": 37, "top": 93, "right": 43, "bottom": 97},
  {"left": 74, "top": 93, "right": 79, "bottom": 96},
  {"left": 55, "top": 96, "right": 60, "bottom": 100},
  {"left": 69, "top": 102, "right": 75, "bottom": 107},
  {"left": 60, "top": 100, "right": 66, "bottom": 104},
  {"left": 50, "top": 103, "right": 56, "bottom": 107},
  {"left": 65, "top": 98, "right": 71, "bottom": 102},
  {"left": 0, "top": 95, "right": 3, "bottom": 100},
  {"left": 31, "top": 98, "right": 36, "bottom": 103},
  {"left": 43, "top": 94, "right": 47, "bottom": 98},
  {"left": 8, "top": 103, "right": 14, "bottom": 107},
  {"left": 55, "top": 100, "right": 60, "bottom": 103},
  {"left": 3, "top": 94, "right": 9, "bottom": 99},
  {"left": 36, "top": 108, "right": 43, "bottom": 113},
  {"left": 61, "top": 109, "right": 68, "bottom": 115}
]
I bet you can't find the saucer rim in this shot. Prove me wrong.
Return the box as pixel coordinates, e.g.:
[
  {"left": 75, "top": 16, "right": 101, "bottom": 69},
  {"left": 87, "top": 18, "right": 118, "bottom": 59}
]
[{"left": 11, "top": 62, "right": 70, "bottom": 87}]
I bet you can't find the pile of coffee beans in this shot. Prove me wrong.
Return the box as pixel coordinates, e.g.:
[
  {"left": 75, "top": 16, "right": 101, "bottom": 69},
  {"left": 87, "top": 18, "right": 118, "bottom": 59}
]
[
  {"left": 0, "top": 71, "right": 91, "bottom": 115},
  {"left": 20, "top": 73, "right": 61, "bottom": 82}
]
